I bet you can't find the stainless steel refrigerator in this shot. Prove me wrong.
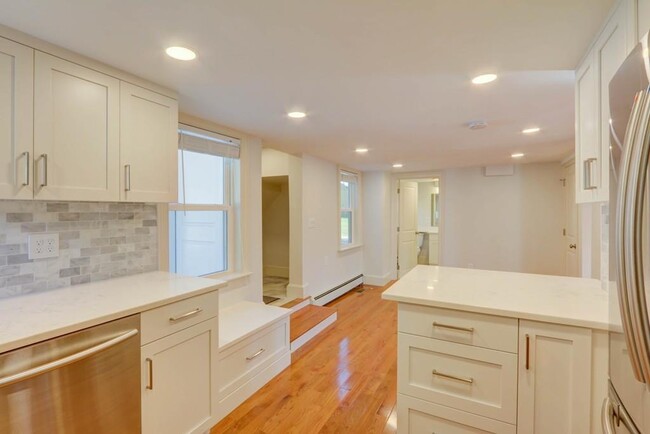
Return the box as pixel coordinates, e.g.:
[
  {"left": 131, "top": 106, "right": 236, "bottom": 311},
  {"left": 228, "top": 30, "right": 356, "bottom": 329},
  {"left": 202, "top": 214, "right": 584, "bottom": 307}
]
[{"left": 606, "top": 32, "right": 650, "bottom": 433}]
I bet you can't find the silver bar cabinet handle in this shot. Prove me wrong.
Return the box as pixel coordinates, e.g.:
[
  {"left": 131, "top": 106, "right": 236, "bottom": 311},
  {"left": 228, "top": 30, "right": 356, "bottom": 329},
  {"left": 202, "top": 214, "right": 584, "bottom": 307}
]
[
  {"left": 583, "top": 157, "right": 598, "bottom": 190},
  {"left": 40, "top": 153, "right": 48, "bottom": 187},
  {"left": 22, "top": 151, "right": 29, "bottom": 186},
  {"left": 125, "top": 164, "right": 131, "bottom": 191},
  {"left": 432, "top": 322, "right": 474, "bottom": 333},
  {"left": 169, "top": 308, "right": 202, "bottom": 323},
  {"left": 146, "top": 358, "right": 153, "bottom": 390},
  {"left": 0, "top": 329, "right": 138, "bottom": 387},
  {"left": 246, "top": 348, "right": 265, "bottom": 361},
  {"left": 431, "top": 369, "right": 473, "bottom": 385}
]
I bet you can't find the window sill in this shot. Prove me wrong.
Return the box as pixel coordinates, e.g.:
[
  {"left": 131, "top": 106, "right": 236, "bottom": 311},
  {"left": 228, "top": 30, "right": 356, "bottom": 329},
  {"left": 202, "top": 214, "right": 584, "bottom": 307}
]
[{"left": 339, "top": 243, "right": 363, "bottom": 252}]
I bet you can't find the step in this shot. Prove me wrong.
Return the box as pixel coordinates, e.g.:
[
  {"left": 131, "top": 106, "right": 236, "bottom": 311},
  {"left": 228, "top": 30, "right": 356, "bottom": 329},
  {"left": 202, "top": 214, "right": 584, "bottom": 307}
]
[
  {"left": 281, "top": 297, "right": 311, "bottom": 312},
  {"left": 290, "top": 304, "right": 337, "bottom": 352}
]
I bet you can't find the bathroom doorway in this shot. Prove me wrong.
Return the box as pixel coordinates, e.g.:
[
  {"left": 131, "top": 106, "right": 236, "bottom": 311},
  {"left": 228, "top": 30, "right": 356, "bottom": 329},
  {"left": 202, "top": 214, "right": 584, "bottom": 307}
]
[
  {"left": 397, "top": 177, "right": 441, "bottom": 278},
  {"left": 262, "top": 176, "right": 290, "bottom": 303}
]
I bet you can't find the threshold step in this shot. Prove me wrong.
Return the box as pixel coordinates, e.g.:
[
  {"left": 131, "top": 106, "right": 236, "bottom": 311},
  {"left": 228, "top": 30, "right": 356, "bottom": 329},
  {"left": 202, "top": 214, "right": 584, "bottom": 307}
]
[
  {"left": 290, "top": 305, "right": 337, "bottom": 352},
  {"left": 281, "top": 297, "right": 311, "bottom": 312}
]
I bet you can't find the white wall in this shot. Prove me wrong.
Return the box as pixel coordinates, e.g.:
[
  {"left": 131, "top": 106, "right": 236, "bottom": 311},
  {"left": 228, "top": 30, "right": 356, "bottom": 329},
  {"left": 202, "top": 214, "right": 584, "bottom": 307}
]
[
  {"left": 301, "top": 154, "right": 364, "bottom": 298},
  {"left": 363, "top": 171, "right": 393, "bottom": 285},
  {"left": 262, "top": 177, "right": 290, "bottom": 277},
  {"left": 442, "top": 162, "right": 565, "bottom": 275}
]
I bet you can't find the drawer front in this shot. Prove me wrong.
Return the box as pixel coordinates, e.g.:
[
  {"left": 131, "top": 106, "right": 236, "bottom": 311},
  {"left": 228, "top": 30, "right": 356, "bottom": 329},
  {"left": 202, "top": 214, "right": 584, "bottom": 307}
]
[
  {"left": 397, "top": 394, "right": 516, "bottom": 434},
  {"left": 141, "top": 290, "right": 219, "bottom": 345},
  {"left": 398, "top": 304, "right": 518, "bottom": 353},
  {"left": 398, "top": 333, "right": 517, "bottom": 424},
  {"left": 218, "top": 319, "right": 289, "bottom": 399}
]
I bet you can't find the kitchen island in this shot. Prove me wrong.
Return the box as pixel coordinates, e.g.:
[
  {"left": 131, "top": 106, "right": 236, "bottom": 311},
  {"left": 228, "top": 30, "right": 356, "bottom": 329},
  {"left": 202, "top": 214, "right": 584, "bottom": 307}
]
[{"left": 382, "top": 265, "right": 609, "bottom": 434}]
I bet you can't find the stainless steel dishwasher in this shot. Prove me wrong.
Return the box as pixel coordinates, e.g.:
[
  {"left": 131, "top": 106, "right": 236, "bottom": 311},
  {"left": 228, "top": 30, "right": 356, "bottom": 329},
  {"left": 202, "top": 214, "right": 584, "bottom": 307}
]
[{"left": 0, "top": 314, "right": 141, "bottom": 434}]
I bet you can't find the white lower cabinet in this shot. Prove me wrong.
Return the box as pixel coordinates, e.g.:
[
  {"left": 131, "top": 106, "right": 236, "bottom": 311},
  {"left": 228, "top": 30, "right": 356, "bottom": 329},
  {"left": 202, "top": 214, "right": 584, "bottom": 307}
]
[
  {"left": 517, "top": 320, "right": 593, "bottom": 434},
  {"left": 141, "top": 318, "right": 218, "bottom": 434}
]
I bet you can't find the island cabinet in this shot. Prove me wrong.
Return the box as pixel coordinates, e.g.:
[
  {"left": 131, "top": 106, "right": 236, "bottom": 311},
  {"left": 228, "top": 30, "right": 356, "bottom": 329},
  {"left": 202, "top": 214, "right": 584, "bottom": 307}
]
[{"left": 396, "top": 304, "right": 605, "bottom": 434}]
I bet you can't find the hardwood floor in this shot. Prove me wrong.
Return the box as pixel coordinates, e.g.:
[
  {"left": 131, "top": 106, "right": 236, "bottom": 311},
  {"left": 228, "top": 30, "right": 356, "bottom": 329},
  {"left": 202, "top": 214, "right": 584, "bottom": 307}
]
[
  {"left": 211, "top": 282, "right": 398, "bottom": 434},
  {"left": 289, "top": 304, "right": 337, "bottom": 342}
]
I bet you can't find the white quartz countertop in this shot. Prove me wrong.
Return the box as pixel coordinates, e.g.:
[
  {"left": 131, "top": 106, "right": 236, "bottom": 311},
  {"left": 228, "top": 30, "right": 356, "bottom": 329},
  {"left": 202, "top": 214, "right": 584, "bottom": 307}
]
[
  {"left": 382, "top": 265, "right": 609, "bottom": 330},
  {"left": 0, "top": 271, "right": 226, "bottom": 353}
]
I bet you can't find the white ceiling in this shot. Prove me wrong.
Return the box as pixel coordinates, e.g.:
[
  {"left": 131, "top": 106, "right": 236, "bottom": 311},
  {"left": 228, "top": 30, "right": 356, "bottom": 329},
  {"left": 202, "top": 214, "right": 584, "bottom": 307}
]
[{"left": 0, "top": 0, "right": 614, "bottom": 171}]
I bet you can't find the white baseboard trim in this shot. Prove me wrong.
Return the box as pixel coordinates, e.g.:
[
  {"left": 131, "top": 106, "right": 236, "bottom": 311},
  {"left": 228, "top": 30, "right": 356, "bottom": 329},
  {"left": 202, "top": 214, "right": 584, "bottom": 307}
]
[
  {"left": 290, "top": 312, "right": 337, "bottom": 352},
  {"left": 263, "top": 265, "right": 289, "bottom": 278},
  {"left": 312, "top": 275, "right": 363, "bottom": 306},
  {"left": 215, "top": 351, "right": 291, "bottom": 422},
  {"left": 363, "top": 273, "right": 392, "bottom": 286},
  {"left": 286, "top": 283, "right": 307, "bottom": 299},
  {"left": 290, "top": 297, "right": 311, "bottom": 312}
]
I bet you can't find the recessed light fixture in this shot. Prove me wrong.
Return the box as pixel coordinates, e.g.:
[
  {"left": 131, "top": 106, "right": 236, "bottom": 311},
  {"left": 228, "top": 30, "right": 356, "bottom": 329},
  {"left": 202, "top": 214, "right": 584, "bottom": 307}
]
[
  {"left": 287, "top": 111, "right": 306, "bottom": 119},
  {"left": 165, "top": 46, "right": 196, "bottom": 61},
  {"left": 511, "top": 153, "right": 525, "bottom": 158},
  {"left": 355, "top": 148, "right": 369, "bottom": 154},
  {"left": 392, "top": 163, "right": 403, "bottom": 168},
  {"left": 522, "top": 127, "right": 541, "bottom": 134},
  {"left": 471, "top": 73, "right": 497, "bottom": 85}
]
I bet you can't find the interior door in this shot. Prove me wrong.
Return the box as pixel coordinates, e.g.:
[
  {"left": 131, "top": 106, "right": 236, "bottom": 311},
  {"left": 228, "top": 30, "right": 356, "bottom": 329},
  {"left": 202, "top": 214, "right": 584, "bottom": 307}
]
[
  {"left": 398, "top": 181, "right": 418, "bottom": 278},
  {"left": 563, "top": 164, "right": 579, "bottom": 277}
]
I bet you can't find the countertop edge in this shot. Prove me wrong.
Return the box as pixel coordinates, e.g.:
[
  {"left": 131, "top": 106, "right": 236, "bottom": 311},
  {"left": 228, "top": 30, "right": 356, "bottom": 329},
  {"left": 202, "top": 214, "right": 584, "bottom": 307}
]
[
  {"left": 382, "top": 293, "right": 610, "bottom": 331},
  {"left": 0, "top": 279, "right": 227, "bottom": 354}
]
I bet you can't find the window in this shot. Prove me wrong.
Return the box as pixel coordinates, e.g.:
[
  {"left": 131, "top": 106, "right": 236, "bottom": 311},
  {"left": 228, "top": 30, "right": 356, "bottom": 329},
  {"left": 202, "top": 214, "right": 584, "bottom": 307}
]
[
  {"left": 339, "top": 168, "right": 361, "bottom": 248},
  {"left": 169, "top": 124, "right": 240, "bottom": 277}
]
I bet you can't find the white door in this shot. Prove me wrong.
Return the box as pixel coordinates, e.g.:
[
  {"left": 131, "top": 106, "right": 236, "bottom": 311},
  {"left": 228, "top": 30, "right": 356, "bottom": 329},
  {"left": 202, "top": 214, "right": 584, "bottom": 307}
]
[
  {"left": 0, "top": 37, "right": 33, "bottom": 200},
  {"left": 120, "top": 82, "right": 178, "bottom": 203},
  {"left": 563, "top": 164, "right": 579, "bottom": 277},
  {"left": 141, "top": 318, "right": 218, "bottom": 434},
  {"left": 518, "top": 321, "right": 592, "bottom": 434},
  {"left": 34, "top": 52, "right": 119, "bottom": 201},
  {"left": 398, "top": 181, "right": 418, "bottom": 278}
]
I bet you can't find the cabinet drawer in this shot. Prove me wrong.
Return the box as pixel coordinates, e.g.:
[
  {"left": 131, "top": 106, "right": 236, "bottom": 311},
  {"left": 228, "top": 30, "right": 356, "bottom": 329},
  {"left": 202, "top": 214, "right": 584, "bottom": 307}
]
[
  {"left": 141, "top": 290, "right": 219, "bottom": 345},
  {"left": 398, "top": 304, "right": 518, "bottom": 353},
  {"left": 218, "top": 319, "right": 289, "bottom": 399},
  {"left": 398, "top": 333, "right": 517, "bottom": 424},
  {"left": 397, "top": 394, "right": 516, "bottom": 434}
]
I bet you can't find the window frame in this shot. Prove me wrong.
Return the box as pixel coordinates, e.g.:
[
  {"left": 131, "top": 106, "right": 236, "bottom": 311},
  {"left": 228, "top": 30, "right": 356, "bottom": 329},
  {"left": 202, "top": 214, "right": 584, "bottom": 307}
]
[{"left": 338, "top": 166, "right": 363, "bottom": 251}]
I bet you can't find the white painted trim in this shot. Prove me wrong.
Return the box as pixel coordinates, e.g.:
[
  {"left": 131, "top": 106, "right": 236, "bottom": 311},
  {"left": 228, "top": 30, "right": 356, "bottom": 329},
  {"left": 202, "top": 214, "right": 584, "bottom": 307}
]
[
  {"left": 363, "top": 272, "right": 392, "bottom": 286},
  {"left": 290, "top": 312, "right": 337, "bottom": 352},
  {"left": 286, "top": 283, "right": 307, "bottom": 299},
  {"left": 289, "top": 298, "right": 312, "bottom": 313},
  {"left": 312, "top": 275, "right": 363, "bottom": 306}
]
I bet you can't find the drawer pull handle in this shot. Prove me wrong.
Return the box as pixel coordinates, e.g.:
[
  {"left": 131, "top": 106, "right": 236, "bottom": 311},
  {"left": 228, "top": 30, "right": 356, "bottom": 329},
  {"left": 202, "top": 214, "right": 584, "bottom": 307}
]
[
  {"left": 246, "top": 348, "right": 265, "bottom": 361},
  {"left": 525, "top": 334, "right": 530, "bottom": 370},
  {"left": 169, "top": 308, "right": 202, "bottom": 323},
  {"left": 146, "top": 358, "right": 153, "bottom": 390},
  {"left": 432, "top": 322, "right": 474, "bottom": 333},
  {"left": 431, "top": 369, "right": 474, "bottom": 385}
]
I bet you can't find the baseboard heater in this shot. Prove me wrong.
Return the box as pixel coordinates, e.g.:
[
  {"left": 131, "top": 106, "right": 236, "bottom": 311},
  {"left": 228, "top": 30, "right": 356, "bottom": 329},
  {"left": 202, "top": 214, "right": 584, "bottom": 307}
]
[{"left": 313, "top": 274, "right": 364, "bottom": 306}]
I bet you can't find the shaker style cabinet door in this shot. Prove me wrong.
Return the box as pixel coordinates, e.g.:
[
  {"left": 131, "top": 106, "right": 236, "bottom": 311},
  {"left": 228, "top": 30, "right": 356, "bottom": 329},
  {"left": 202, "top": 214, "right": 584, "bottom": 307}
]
[
  {"left": 33, "top": 51, "right": 119, "bottom": 201},
  {"left": 517, "top": 320, "right": 592, "bottom": 434},
  {"left": 0, "top": 37, "right": 33, "bottom": 200},
  {"left": 120, "top": 82, "right": 178, "bottom": 203}
]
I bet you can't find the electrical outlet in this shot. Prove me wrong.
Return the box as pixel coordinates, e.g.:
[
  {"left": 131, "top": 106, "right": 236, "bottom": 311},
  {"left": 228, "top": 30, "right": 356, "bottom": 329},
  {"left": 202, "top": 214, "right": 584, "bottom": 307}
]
[{"left": 28, "top": 233, "right": 59, "bottom": 260}]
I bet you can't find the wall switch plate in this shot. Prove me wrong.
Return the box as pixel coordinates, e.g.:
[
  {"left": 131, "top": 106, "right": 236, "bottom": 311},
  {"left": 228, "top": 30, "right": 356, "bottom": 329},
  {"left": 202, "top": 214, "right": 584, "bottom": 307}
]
[{"left": 28, "top": 233, "right": 59, "bottom": 260}]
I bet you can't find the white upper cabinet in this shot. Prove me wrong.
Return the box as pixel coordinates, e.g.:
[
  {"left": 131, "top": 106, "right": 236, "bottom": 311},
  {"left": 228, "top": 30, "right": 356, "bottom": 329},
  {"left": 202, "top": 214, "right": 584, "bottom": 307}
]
[
  {"left": 34, "top": 52, "right": 120, "bottom": 201},
  {"left": 0, "top": 37, "right": 33, "bottom": 200},
  {"left": 120, "top": 82, "right": 178, "bottom": 203},
  {"left": 637, "top": 0, "right": 650, "bottom": 39},
  {"left": 575, "top": 1, "right": 629, "bottom": 203}
]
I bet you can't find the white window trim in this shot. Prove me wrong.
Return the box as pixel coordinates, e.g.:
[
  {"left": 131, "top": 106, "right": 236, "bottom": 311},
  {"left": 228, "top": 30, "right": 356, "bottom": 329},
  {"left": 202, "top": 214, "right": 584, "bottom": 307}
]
[{"left": 338, "top": 166, "right": 363, "bottom": 251}]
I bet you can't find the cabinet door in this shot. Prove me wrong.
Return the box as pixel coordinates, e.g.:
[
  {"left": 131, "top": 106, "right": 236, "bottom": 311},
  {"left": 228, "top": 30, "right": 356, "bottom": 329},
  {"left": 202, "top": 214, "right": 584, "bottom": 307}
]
[
  {"left": 34, "top": 52, "right": 119, "bottom": 201},
  {"left": 517, "top": 321, "right": 592, "bottom": 434},
  {"left": 0, "top": 37, "right": 33, "bottom": 199},
  {"left": 638, "top": 0, "right": 650, "bottom": 40},
  {"left": 141, "top": 318, "right": 218, "bottom": 434},
  {"left": 120, "top": 82, "right": 178, "bottom": 203},
  {"left": 575, "top": 53, "right": 599, "bottom": 204}
]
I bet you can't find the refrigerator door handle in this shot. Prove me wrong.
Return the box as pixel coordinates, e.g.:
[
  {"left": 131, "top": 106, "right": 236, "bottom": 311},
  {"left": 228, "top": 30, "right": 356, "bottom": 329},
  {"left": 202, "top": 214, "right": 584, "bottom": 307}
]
[
  {"left": 601, "top": 397, "right": 618, "bottom": 434},
  {"left": 617, "top": 90, "right": 647, "bottom": 382}
]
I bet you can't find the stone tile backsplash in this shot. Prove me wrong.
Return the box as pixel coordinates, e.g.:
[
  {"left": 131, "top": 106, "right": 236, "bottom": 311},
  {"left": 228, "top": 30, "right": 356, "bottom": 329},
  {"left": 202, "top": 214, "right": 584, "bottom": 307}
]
[{"left": 0, "top": 201, "right": 158, "bottom": 298}]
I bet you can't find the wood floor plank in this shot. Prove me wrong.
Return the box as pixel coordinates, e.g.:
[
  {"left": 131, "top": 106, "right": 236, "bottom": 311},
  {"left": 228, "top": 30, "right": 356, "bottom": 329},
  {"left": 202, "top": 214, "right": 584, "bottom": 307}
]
[
  {"left": 211, "top": 282, "right": 397, "bottom": 434},
  {"left": 289, "top": 304, "right": 337, "bottom": 342}
]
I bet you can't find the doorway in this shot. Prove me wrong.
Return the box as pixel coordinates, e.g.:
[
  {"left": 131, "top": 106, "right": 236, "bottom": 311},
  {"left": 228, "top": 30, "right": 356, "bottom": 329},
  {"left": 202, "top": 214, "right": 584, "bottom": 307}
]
[
  {"left": 563, "top": 162, "right": 579, "bottom": 277},
  {"left": 262, "top": 176, "right": 290, "bottom": 303},
  {"left": 397, "top": 178, "right": 441, "bottom": 278}
]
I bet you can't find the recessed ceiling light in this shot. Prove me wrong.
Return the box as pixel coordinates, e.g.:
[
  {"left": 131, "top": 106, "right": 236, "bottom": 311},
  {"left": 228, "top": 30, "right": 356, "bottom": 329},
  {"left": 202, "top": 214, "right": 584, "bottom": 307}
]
[
  {"left": 522, "top": 127, "right": 541, "bottom": 134},
  {"left": 511, "top": 153, "right": 525, "bottom": 158},
  {"left": 471, "top": 73, "right": 497, "bottom": 84},
  {"left": 392, "top": 163, "right": 403, "bottom": 168},
  {"left": 287, "top": 111, "right": 306, "bottom": 119},
  {"left": 165, "top": 46, "right": 196, "bottom": 61},
  {"left": 355, "top": 148, "right": 369, "bottom": 154}
]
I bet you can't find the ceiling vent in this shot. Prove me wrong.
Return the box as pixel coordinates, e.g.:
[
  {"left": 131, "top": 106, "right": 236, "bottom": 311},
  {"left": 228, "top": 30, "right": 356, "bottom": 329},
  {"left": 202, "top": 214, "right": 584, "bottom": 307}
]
[{"left": 467, "top": 120, "right": 488, "bottom": 130}]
